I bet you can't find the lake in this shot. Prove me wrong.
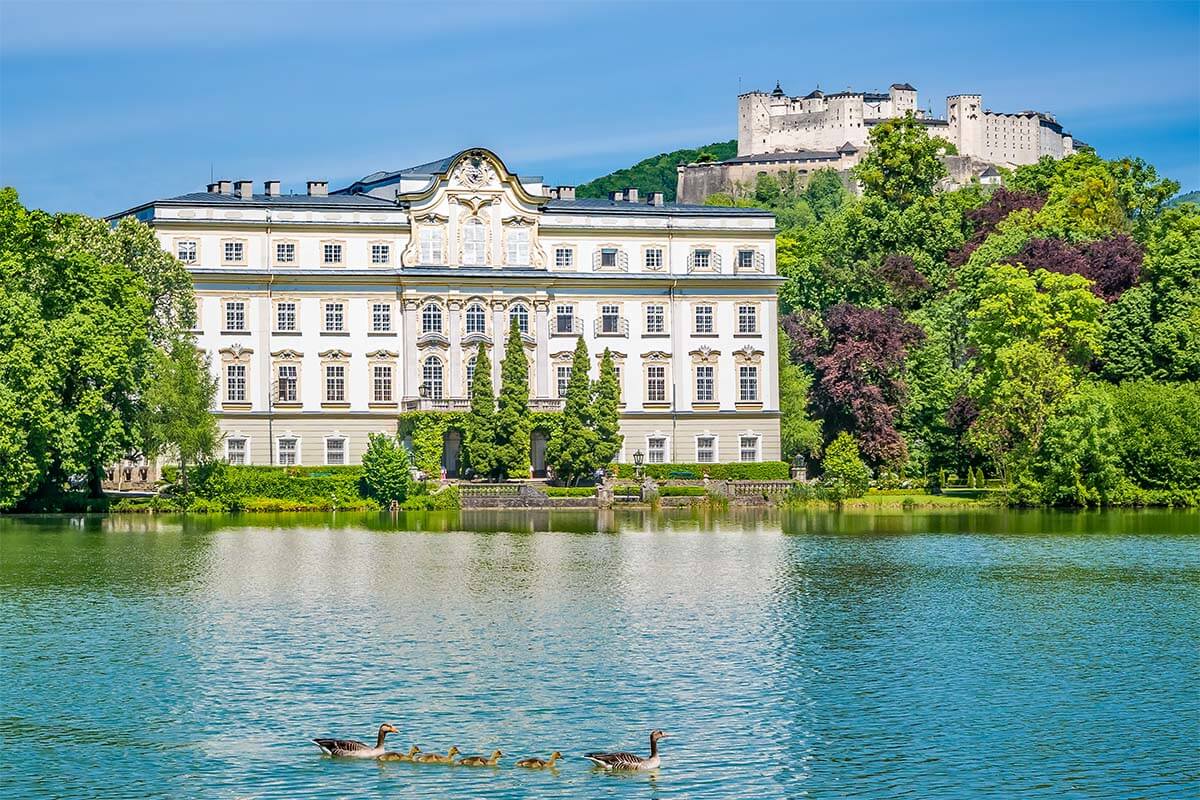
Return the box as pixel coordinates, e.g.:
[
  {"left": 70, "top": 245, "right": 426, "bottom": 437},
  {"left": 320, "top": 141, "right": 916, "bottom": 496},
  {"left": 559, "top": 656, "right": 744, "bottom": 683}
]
[{"left": 1, "top": 508, "right": 1197, "bottom": 798}]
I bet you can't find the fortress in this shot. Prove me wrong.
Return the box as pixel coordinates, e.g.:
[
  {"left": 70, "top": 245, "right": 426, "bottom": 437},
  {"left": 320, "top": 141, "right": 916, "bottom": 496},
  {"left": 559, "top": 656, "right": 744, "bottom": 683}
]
[{"left": 677, "top": 81, "right": 1081, "bottom": 203}]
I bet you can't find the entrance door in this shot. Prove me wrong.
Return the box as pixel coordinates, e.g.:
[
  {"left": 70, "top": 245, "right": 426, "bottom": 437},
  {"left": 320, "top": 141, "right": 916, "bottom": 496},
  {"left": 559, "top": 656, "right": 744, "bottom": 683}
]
[
  {"left": 530, "top": 429, "right": 548, "bottom": 478},
  {"left": 442, "top": 429, "right": 462, "bottom": 478}
]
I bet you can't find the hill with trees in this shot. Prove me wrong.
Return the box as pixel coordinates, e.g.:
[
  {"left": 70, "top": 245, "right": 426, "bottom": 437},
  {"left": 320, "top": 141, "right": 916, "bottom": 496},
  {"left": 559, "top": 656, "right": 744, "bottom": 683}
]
[{"left": 575, "top": 140, "right": 736, "bottom": 201}]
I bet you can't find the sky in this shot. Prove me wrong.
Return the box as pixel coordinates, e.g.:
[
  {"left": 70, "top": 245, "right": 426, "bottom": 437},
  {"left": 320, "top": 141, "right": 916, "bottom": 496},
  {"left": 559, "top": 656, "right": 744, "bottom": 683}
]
[{"left": 1, "top": 0, "right": 1197, "bottom": 216}]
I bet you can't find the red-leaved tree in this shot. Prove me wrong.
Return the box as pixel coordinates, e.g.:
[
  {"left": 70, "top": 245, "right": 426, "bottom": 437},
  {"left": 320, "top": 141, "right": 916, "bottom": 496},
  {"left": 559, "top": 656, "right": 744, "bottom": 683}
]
[
  {"left": 1015, "top": 234, "right": 1142, "bottom": 301},
  {"left": 949, "top": 189, "right": 1047, "bottom": 266}
]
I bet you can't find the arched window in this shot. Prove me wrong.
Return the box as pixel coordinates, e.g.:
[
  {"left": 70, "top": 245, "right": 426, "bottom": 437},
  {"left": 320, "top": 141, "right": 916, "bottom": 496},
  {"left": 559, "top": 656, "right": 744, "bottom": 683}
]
[
  {"left": 466, "top": 355, "right": 477, "bottom": 387},
  {"left": 509, "top": 303, "right": 529, "bottom": 334},
  {"left": 422, "top": 303, "right": 443, "bottom": 334},
  {"left": 423, "top": 356, "right": 444, "bottom": 399},
  {"left": 462, "top": 218, "right": 485, "bottom": 266},
  {"left": 465, "top": 302, "right": 486, "bottom": 334}
]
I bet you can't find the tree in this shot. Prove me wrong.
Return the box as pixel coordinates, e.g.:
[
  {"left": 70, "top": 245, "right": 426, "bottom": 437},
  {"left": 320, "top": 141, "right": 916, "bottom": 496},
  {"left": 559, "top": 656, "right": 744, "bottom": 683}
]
[
  {"left": 777, "top": 329, "right": 821, "bottom": 462},
  {"left": 593, "top": 348, "right": 622, "bottom": 467},
  {"left": 820, "top": 432, "right": 871, "bottom": 500},
  {"left": 1107, "top": 380, "right": 1200, "bottom": 489},
  {"left": 139, "top": 337, "right": 219, "bottom": 492},
  {"left": 1026, "top": 382, "right": 1126, "bottom": 506},
  {"left": 852, "top": 115, "right": 947, "bottom": 208},
  {"left": 362, "top": 433, "right": 412, "bottom": 504},
  {"left": 1014, "top": 235, "right": 1142, "bottom": 301},
  {"left": 546, "top": 336, "right": 599, "bottom": 483},
  {"left": 464, "top": 343, "right": 496, "bottom": 479},
  {"left": 492, "top": 317, "right": 530, "bottom": 479}
]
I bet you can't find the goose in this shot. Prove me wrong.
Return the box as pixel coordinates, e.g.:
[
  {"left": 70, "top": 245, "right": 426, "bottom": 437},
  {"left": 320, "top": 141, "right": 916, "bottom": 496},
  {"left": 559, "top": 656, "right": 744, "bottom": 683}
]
[
  {"left": 312, "top": 723, "right": 399, "bottom": 758},
  {"left": 516, "top": 751, "right": 562, "bottom": 769},
  {"left": 458, "top": 749, "right": 503, "bottom": 767},
  {"left": 414, "top": 746, "right": 460, "bottom": 764},
  {"left": 584, "top": 730, "right": 668, "bottom": 771},
  {"left": 377, "top": 745, "right": 421, "bottom": 762}
]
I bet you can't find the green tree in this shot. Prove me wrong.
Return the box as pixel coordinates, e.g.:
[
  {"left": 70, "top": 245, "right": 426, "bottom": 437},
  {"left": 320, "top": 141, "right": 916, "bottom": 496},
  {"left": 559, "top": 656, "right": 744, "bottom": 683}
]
[
  {"left": 1025, "top": 382, "right": 1126, "bottom": 506},
  {"left": 777, "top": 329, "right": 821, "bottom": 462},
  {"left": 1107, "top": 380, "right": 1200, "bottom": 489},
  {"left": 493, "top": 317, "right": 530, "bottom": 479},
  {"left": 546, "top": 336, "right": 599, "bottom": 483},
  {"left": 139, "top": 337, "right": 219, "bottom": 491},
  {"left": 852, "top": 115, "right": 948, "bottom": 208},
  {"left": 464, "top": 343, "right": 497, "bottom": 479},
  {"left": 361, "top": 432, "right": 412, "bottom": 504},
  {"left": 593, "top": 348, "right": 622, "bottom": 468},
  {"left": 820, "top": 432, "right": 871, "bottom": 500}
]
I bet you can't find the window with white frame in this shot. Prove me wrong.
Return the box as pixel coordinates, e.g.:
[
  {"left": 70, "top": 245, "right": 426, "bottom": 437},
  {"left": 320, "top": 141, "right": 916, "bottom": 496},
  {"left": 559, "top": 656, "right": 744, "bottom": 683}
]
[
  {"left": 600, "top": 304, "right": 620, "bottom": 334},
  {"left": 554, "top": 247, "right": 573, "bottom": 268},
  {"left": 507, "top": 227, "right": 530, "bottom": 264},
  {"left": 600, "top": 247, "right": 618, "bottom": 268},
  {"left": 423, "top": 356, "right": 444, "bottom": 399},
  {"left": 737, "top": 249, "right": 756, "bottom": 270},
  {"left": 692, "top": 248, "right": 711, "bottom": 270},
  {"left": 695, "top": 365, "right": 714, "bottom": 402},
  {"left": 739, "top": 365, "right": 759, "bottom": 402},
  {"left": 226, "top": 437, "right": 247, "bottom": 465},
  {"left": 740, "top": 435, "right": 759, "bottom": 462},
  {"left": 177, "top": 240, "right": 197, "bottom": 263},
  {"left": 225, "top": 364, "right": 246, "bottom": 402},
  {"left": 644, "top": 248, "right": 663, "bottom": 269},
  {"left": 694, "top": 304, "right": 714, "bottom": 334},
  {"left": 646, "top": 365, "right": 666, "bottom": 403},
  {"left": 323, "top": 243, "right": 343, "bottom": 265},
  {"left": 696, "top": 436, "right": 716, "bottom": 463},
  {"left": 278, "top": 437, "right": 297, "bottom": 466},
  {"left": 276, "top": 302, "right": 297, "bottom": 332},
  {"left": 419, "top": 227, "right": 444, "bottom": 264},
  {"left": 510, "top": 303, "right": 529, "bottom": 334},
  {"left": 371, "top": 302, "right": 392, "bottom": 333},
  {"left": 465, "top": 356, "right": 477, "bottom": 388},
  {"left": 277, "top": 365, "right": 297, "bottom": 403},
  {"left": 373, "top": 365, "right": 393, "bottom": 403},
  {"left": 223, "top": 241, "right": 244, "bottom": 264},
  {"left": 645, "top": 304, "right": 665, "bottom": 334},
  {"left": 555, "top": 304, "right": 575, "bottom": 335},
  {"left": 371, "top": 244, "right": 390, "bottom": 264},
  {"left": 326, "top": 438, "right": 346, "bottom": 465},
  {"left": 224, "top": 301, "right": 246, "bottom": 331},
  {"left": 276, "top": 242, "right": 296, "bottom": 263},
  {"left": 462, "top": 218, "right": 485, "bottom": 265},
  {"left": 647, "top": 436, "right": 666, "bottom": 464},
  {"left": 421, "top": 303, "right": 442, "bottom": 334},
  {"left": 737, "top": 304, "right": 758, "bottom": 334},
  {"left": 324, "top": 302, "right": 344, "bottom": 332},
  {"left": 465, "top": 303, "right": 486, "bottom": 334},
  {"left": 325, "top": 364, "right": 345, "bottom": 403},
  {"left": 556, "top": 365, "right": 572, "bottom": 397}
]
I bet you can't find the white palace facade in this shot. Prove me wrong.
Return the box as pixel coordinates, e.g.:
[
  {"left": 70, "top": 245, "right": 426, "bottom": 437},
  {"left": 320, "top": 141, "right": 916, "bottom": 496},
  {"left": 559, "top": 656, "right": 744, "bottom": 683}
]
[{"left": 112, "top": 149, "right": 782, "bottom": 475}]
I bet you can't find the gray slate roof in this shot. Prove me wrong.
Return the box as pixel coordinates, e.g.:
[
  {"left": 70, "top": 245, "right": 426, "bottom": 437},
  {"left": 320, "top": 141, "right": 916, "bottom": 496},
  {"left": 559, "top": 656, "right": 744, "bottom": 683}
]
[
  {"left": 546, "top": 198, "right": 772, "bottom": 217},
  {"left": 717, "top": 150, "right": 841, "bottom": 165}
]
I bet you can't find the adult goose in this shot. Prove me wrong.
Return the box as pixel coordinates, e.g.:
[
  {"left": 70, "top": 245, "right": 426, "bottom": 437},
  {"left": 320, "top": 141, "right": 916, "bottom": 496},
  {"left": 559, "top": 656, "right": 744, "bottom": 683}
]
[
  {"left": 516, "top": 751, "right": 562, "bottom": 769},
  {"left": 458, "top": 749, "right": 503, "bottom": 767},
  {"left": 311, "top": 723, "right": 399, "bottom": 758},
  {"left": 377, "top": 745, "right": 421, "bottom": 762},
  {"left": 584, "top": 730, "right": 668, "bottom": 771}
]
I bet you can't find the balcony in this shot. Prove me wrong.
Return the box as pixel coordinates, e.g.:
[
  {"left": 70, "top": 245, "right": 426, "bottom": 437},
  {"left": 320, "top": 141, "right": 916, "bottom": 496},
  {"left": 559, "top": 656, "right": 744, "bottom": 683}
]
[
  {"left": 594, "top": 316, "right": 629, "bottom": 337},
  {"left": 551, "top": 315, "right": 583, "bottom": 336},
  {"left": 402, "top": 397, "right": 469, "bottom": 412},
  {"left": 529, "top": 397, "right": 565, "bottom": 411}
]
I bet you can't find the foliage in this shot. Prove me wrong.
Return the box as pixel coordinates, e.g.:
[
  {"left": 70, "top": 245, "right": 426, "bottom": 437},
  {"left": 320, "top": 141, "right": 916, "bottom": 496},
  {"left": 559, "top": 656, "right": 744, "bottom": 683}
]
[
  {"left": 361, "top": 433, "right": 412, "bottom": 504},
  {"left": 188, "top": 464, "right": 374, "bottom": 511},
  {"left": 545, "top": 486, "right": 597, "bottom": 497},
  {"left": 612, "top": 462, "right": 790, "bottom": 480},
  {"left": 547, "top": 336, "right": 599, "bottom": 483},
  {"left": 704, "top": 168, "right": 849, "bottom": 232},
  {"left": 593, "top": 348, "right": 622, "bottom": 466},
  {"left": 777, "top": 329, "right": 822, "bottom": 462},
  {"left": 493, "top": 318, "right": 531, "bottom": 479},
  {"left": 575, "top": 140, "right": 737, "bottom": 201},
  {"left": 1023, "top": 382, "right": 1127, "bottom": 507},
  {"left": 1106, "top": 381, "right": 1200, "bottom": 489},
  {"left": 139, "top": 337, "right": 219, "bottom": 491},
  {"left": 1013, "top": 235, "right": 1141, "bottom": 301},
  {"left": 658, "top": 485, "right": 708, "bottom": 497},
  {"left": 464, "top": 343, "right": 497, "bottom": 479},
  {"left": 819, "top": 432, "right": 871, "bottom": 500},
  {"left": 852, "top": 115, "right": 948, "bottom": 208},
  {"left": 397, "top": 411, "right": 467, "bottom": 476}
]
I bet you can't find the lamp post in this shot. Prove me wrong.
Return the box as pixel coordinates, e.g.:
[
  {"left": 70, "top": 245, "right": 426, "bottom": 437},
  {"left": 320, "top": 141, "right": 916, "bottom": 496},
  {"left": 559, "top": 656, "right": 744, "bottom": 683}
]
[{"left": 633, "top": 449, "right": 644, "bottom": 480}]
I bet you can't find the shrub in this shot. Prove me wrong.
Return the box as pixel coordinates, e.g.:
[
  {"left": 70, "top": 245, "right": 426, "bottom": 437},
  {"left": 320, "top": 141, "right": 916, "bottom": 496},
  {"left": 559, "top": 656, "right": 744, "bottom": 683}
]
[
  {"left": 658, "top": 485, "right": 707, "bottom": 497},
  {"left": 613, "top": 484, "right": 640, "bottom": 497},
  {"left": 613, "top": 462, "right": 789, "bottom": 480},
  {"left": 401, "top": 483, "right": 460, "bottom": 510},
  {"left": 545, "top": 486, "right": 597, "bottom": 497},
  {"left": 820, "top": 433, "right": 871, "bottom": 500},
  {"left": 362, "top": 433, "right": 412, "bottom": 504}
]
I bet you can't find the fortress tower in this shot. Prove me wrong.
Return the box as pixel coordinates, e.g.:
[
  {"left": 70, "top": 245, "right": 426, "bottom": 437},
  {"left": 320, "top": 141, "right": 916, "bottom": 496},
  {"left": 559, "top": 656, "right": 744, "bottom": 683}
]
[
  {"left": 737, "top": 85, "right": 780, "bottom": 157},
  {"left": 946, "top": 94, "right": 983, "bottom": 159}
]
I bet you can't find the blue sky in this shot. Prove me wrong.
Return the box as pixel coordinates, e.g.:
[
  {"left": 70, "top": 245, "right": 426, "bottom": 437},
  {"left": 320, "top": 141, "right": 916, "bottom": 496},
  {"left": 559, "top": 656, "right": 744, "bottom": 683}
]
[{"left": 2, "top": 0, "right": 1197, "bottom": 216}]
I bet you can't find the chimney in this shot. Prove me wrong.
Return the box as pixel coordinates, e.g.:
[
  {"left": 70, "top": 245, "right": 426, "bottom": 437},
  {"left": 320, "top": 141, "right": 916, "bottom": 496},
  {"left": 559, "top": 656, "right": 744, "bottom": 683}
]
[
  {"left": 218, "top": 179, "right": 233, "bottom": 195},
  {"left": 206, "top": 182, "right": 220, "bottom": 194},
  {"left": 557, "top": 186, "right": 575, "bottom": 200},
  {"left": 546, "top": 187, "right": 559, "bottom": 200},
  {"left": 609, "top": 190, "right": 624, "bottom": 202},
  {"left": 649, "top": 191, "right": 665, "bottom": 206},
  {"left": 235, "top": 180, "right": 253, "bottom": 199},
  {"left": 307, "top": 180, "right": 328, "bottom": 197},
  {"left": 263, "top": 180, "right": 281, "bottom": 197},
  {"left": 625, "top": 187, "right": 639, "bottom": 203}
]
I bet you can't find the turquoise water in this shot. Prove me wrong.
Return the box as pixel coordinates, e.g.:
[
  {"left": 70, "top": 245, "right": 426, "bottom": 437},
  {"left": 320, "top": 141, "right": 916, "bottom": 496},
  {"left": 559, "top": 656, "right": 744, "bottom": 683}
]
[{"left": 1, "top": 509, "right": 1197, "bottom": 798}]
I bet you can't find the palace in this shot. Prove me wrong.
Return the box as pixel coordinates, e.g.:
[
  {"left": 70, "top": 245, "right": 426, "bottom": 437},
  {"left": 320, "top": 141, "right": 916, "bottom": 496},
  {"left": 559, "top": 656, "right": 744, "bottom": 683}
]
[{"left": 111, "top": 148, "right": 782, "bottom": 476}]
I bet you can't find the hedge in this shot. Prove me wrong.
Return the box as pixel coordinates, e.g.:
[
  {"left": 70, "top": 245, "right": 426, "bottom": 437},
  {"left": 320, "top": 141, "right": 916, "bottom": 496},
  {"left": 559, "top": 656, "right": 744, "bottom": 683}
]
[
  {"left": 545, "top": 486, "right": 597, "bottom": 497},
  {"left": 658, "top": 485, "right": 707, "bottom": 497},
  {"left": 613, "top": 461, "right": 789, "bottom": 480}
]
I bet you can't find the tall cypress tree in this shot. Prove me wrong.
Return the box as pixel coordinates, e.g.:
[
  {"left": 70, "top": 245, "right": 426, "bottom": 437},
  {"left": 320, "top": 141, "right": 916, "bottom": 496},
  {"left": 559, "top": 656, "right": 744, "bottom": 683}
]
[
  {"left": 464, "top": 343, "right": 496, "bottom": 479},
  {"left": 593, "top": 347, "right": 622, "bottom": 468},
  {"left": 547, "top": 336, "right": 598, "bottom": 483},
  {"left": 493, "top": 317, "right": 530, "bottom": 479}
]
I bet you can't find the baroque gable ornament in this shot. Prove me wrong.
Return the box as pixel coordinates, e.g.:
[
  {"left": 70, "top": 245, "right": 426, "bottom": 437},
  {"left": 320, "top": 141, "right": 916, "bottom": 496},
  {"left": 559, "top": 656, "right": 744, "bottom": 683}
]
[
  {"left": 219, "top": 344, "right": 253, "bottom": 361},
  {"left": 641, "top": 350, "right": 671, "bottom": 361},
  {"left": 734, "top": 344, "right": 765, "bottom": 362},
  {"left": 270, "top": 348, "right": 304, "bottom": 360},
  {"left": 318, "top": 348, "right": 352, "bottom": 360},
  {"left": 365, "top": 349, "right": 399, "bottom": 359},
  {"left": 453, "top": 152, "right": 495, "bottom": 189},
  {"left": 689, "top": 345, "right": 721, "bottom": 362}
]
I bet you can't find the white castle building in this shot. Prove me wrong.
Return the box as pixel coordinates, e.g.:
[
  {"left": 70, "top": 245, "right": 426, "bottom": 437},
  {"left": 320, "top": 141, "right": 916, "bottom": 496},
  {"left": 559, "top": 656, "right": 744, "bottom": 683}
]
[{"left": 111, "top": 148, "right": 782, "bottom": 475}]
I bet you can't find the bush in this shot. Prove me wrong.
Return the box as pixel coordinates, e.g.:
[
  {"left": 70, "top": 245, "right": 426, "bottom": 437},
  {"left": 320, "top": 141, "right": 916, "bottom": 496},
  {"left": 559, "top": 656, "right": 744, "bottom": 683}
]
[
  {"left": 545, "top": 486, "right": 597, "bottom": 497},
  {"left": 400, "top": 483, "right": 460, "bottom": 510},
  {"left": 658, "top": 485, "right": 707, "bottom": 497},
  {"left": 362, "top": 433, "right": 412, "bottom": 504},
  {"left": 613, "top": 484, "right": 640, "bottom": 497},
  {"left": 612, "top": 462, "right": 789, "bottom": 480},
  {"left": 191, "top": 464, "right": 368, "bottom": 508},
  {"left": 820, "top": 433, "right": 871, "bottom": 500}
]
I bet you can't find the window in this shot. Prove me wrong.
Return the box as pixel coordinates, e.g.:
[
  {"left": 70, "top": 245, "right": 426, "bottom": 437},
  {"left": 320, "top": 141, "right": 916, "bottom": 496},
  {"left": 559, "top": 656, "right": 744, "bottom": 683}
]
[
  {"left": 373, "top": 365, "right": 393, "bottom": 402},
  {"left": 177, "top": 241, "right": 197, "bottom": 263},
  {"left": 739, "top": 365, "right": 759, "bottom": 402},
  {"left": 737, "top": 305, "right": 758, "bottom": 334},
  {"left": 371, "top": 244, "right": 390, "bottom": 264},
  {"left": 277, "top": 365, "right": 297, "bottom": 403},
  {"left": 645, "top": 305, "right": 665, "bottom": 334},
  {"left": 372, "top": 303, "right": 392, "bottom": 333},
  {"left": 325, "top": 365, "right": 345, "bottom": 403},
  {"left": 278, "top": 438, "right": 297, "bottom": 466},
  {"left": 648, "top": 436, "right": 666, "bottom": 464},
  {"left": 600, "top": 304, "right": 620, "bottom": 334},
  {"left": 227, "top": 438, "right": 247, "bottom": 465},
  {"left": 696, "top": 436, "right": 715, "bottom": 463},
  {"left": 224, "top": 301, "right": 246, "bottom": 332},
  {"left": 423, "top": 356, "right": 444, "bottom": 399},
  {"left": 695, "top": 365, "right": 714, "bottom": 402},
  {"left": 465, "top": 356, "right": 477, "bottom": 388},
  {"left": 694, "top": 305, "right": 714, "bottom": 334},
  {"left": 510, "top": 303, "right": 529, "bottom": 334},
  {"left": 326, "top": 438, "right": 346, "bottom": 466},
  {"left": 276, "top": 242, "right": 296, "bottom": 263},
  {"left": 226, "top": 364, "right": 246, "bottom": 402},
  {"left": 600, "top": 247, "right": 618, "bottom": 268},
  {"left": 323, "top": 243, "right": 343, "bottom": 265},
  {"left": 419, "top": 227, "right": 444, "bottom": 264},
  {"left": 324, "top": 302, "right": 344, "bottom": 332},
  {"left": 421, "top": 303, "right": 442, "bottom": 334},
  {"left": 555, "top": 304, "right": 575, "bottom": 335},
  {"left": 276, "top": 302, "right": 297, "bottom": 332},
  {"left": 465, "top": 303, "right": 486, "bottom": 334},
  {"left": 647, "top": 365, "right": 666, "bottom": 403},
  {"left": 555, "top": 247, "right": 573, "bottom": 268},
  {"left": 556, "top": 365, "right": 572, "bottom": 397},
  {"left": 223, "top": 241, "right": 244, "bottom": 263},
  {"left": 462, "top": 218, "right": 485, "bottom": 265},
  {"left": 645, "top": 248, "right": 663, "bottom": 269},
  {"left": 693, "top": 249, "right": 711, "bottom": 270},
  {"left": 737, "top": 250, "right": 756, "bottom": 270},
  {"left": 740, "top": 435, "right": 759, "bottom": 462},
  {"left": 507, "top": 227, "right": 530, "bottom": 264}
]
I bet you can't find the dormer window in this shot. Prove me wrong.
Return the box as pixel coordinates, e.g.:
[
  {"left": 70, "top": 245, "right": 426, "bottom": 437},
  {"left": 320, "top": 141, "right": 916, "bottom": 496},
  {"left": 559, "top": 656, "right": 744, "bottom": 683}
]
[{"left": 462, "top": 218, "right": 485, "bottom": 266}]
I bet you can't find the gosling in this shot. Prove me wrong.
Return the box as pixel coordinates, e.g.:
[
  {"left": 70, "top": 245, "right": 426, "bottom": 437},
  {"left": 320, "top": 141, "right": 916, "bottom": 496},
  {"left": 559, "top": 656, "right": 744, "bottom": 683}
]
[
  {"left": 377, "top": 745, "right": 421, "bottom": 762},
  {"left": 458, "top": 749, "right": 503, "bottom": 767},
  {"left": 414, "top": 746, "right": 460, "bottom": 764},
  {"left": 515, "top": 751, "right": 562, "bottom": 769}
]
